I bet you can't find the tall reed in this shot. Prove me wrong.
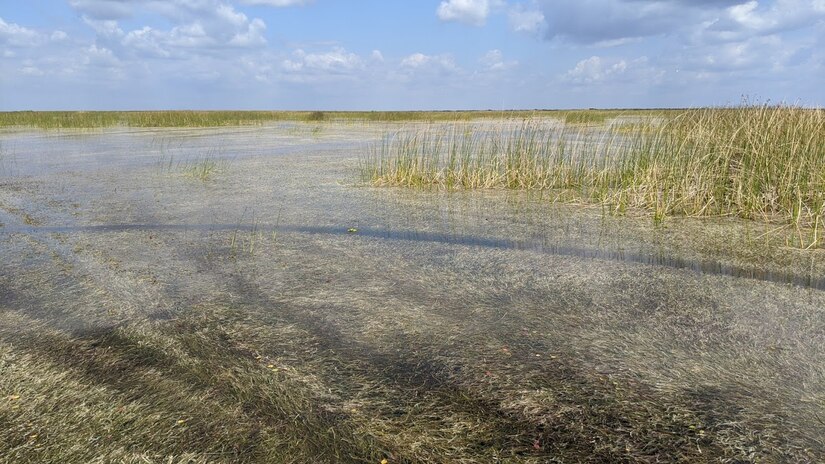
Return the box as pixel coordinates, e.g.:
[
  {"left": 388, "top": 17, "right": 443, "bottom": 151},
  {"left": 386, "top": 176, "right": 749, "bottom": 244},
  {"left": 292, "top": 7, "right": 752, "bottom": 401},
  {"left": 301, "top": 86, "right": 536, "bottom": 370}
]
[{"left": 362, "top": 104, "right": 825, "bottom": 247}]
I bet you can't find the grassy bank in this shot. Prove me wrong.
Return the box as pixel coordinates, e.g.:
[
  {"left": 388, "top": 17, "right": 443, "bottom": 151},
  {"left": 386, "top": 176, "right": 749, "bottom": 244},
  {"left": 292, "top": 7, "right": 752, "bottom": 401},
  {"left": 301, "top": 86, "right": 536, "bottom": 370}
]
[
  {"left": 0, "top": 109, "right": 675, "bottom": 129},
  {"left": 362, "top": 104, "right": 825, "bottom": 247}
]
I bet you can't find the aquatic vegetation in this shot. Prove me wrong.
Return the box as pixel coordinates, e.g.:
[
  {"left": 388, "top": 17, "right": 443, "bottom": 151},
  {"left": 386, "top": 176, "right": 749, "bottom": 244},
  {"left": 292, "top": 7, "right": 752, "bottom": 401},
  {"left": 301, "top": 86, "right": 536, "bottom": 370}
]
[
  {"left": 0, "top": 111, "right": 299, "bottom": 128},
  {"left": 181, "top": 156, "right": 225, "bottom": 181},
  {"left": 306, "top": 111, "right": 326, "bottom": 121},
  {"left": 362, "top": 104, "right": 825, "bottom": 247},
  {"left": 2, "top": 121, "right": 824, "bottom": 463},
  {"left": 156, "top": 148, "right": 229, "bottom": 182},
  {"left": 0, "top": 109, "right": 673, "bottom": 128},
  {"left": 228, "top": 209, "right": 273, "bottom": 257},
  {"left": 562, "top": 110, "right": 611, "bottom": 125}
]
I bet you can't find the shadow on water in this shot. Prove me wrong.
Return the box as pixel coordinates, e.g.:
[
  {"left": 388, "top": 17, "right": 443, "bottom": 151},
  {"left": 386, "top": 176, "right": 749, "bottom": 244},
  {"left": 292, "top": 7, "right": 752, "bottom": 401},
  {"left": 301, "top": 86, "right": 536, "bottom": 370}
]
[{"left": 3, "top": 222, "right": 823, "bottom": 291}]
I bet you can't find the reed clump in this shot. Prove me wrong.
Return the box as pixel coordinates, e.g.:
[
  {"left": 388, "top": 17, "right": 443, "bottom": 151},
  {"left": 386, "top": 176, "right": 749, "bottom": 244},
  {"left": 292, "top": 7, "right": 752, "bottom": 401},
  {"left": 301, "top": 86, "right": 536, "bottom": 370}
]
[{"left": 362, "top": 104, "right": 825, "bottom": 247}]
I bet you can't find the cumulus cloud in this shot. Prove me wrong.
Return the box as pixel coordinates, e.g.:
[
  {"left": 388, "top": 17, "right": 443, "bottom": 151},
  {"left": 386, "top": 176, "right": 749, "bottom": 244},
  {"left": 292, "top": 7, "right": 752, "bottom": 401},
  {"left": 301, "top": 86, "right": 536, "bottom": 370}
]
[
  {"left": 437, "top": 0, "right": 503, "bottom": 26},
  {"left": 564, "top": 55, "right": 662, "bottom": 84},
  {"left": 51, "top": 30, "right": 68, "bottom": 41},
  {"left": 564, "top": 56, "right": 626, "bottom": 83},
  {"left": 479, "top": 49, "right": 518, "bottom": 70},
  {"left": 82, "top": 16, "right": 124, "bottom": 40},
  {"left": 4, "top": 0, "right": 825, "bottom": 110},
  {"left": 20, "top": 62, "right": 45, "bottom": 76},
  {"left": 83, "top": 44, "right": 121, "bottom": 67},
  {"left": 508, "top": 3, "right": 546, "bottom": 34},
  {"left": 673, "top": 35, "right": 795, "bottom": 75},
  {"left": 75, "top": 0, "right": 269, "bottom": 60},
  {"left": 400, "top": 52, "right": 458, "bottom": 71},
  {"left": 281, "top": 47, "right": 364, "bottom": 80},
  {"left": 699, "top": 0, "right": 825, "bottom": 42},
  {"left": 228, "top": 18, "right": 267, "bottom": 46},
  {"left": 0, "top": 17, "right": 45, "bottom": 47},
  {"left": 532, "top": 0, "right": 825, "bottom": 89}
]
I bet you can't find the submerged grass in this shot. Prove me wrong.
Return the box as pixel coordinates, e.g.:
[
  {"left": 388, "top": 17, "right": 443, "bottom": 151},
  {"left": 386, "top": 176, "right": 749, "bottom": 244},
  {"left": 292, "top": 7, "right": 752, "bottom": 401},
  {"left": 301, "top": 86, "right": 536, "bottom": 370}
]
[
  {"left": 3, "top": 218, "right": 821, "bottom": 463},
  {"left": 2, "top": 120, "right": 824, "bottom": 462},
  {"left": 362, "top": 104, "right": 825, "bottom": 247}
]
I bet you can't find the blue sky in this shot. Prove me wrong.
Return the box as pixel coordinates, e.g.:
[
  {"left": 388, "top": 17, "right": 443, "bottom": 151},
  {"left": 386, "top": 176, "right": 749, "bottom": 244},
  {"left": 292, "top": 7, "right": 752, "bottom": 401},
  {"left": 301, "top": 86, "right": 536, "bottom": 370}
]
[{"left": 1, "top": 0, "right": 823, "bottom": 110}]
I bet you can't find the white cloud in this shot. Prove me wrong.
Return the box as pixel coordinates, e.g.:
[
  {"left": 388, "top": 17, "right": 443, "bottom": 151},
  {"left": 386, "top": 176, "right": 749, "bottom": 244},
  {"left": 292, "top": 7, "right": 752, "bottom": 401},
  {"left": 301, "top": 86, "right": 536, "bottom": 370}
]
[
  {"left": 436, "top": 0, "right": 503, "bottom": 26},
  {"left": 565, "top": 56, "right": 623, "bottom": 83},
  {"left": 479, "top": 49, "right": 517, "bottom": 70},
  {"left": 228, "top": 18, "right": 266, "bottom": 46},
  {"left": 564, "top": 55, "right": 661, "bottom": 85},
  {"left": 281, "top": 47, "right": 365, "bottom": 81},
  {"left": 699, "top": 0, "right": 825, "bottom": 43},
  {"left": 675, "top": 35, "right": 794, "bottom": 75},
  {"left": 0, "top": 17, "right": 44, "bottom": 47},
  {"left": 400, "top": 52, "right": 430, "bottom": 68},
  {"left": 122, "top": 27, "right": 171, "bottom": 58},
  {"left": 82, "top": 16, "right": 124, "bottom": 39},
  {"left": 83, "top": 44, "right": 121, "bottom": 67},
  {"left": 78, "top": 0, "right": 268, "bottom": 60},
  {"left": 51, "top": 30, "right": 68, "bottom": 41},
  {"left": 21, "top": 61, "right": 45, "bottom": 76},
  {"left": 400, "top": 52, "right": 457, "bottom": 71},
  {"left": 371, "top": 50, "right": 385, "bottom": 62},
  {"left": 508, "top": 4, "right": 545, "bottom": 34}
]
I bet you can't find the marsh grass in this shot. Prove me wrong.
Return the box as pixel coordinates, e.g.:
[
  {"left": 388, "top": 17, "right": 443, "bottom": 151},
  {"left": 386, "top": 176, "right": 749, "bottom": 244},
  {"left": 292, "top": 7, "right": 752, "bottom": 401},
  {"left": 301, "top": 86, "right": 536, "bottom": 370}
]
[
  {"left": 1, "top": 109, "right": 675, "bottom": 128},
  {"left": 563, "top": 110, "right": 611, "bottom": 125},
  {"left": 156, "top": 150, "right": 230, "bottom": 182},
  {"left": 0, "top": 111, "right": 297, "bottom": 129},
  {"left": 362, "top": 104, "right": 825, "bottom": 247},
  {"left": 229, "top": 209, "right": 270, "bottom": 257},
  {"left": 182, "top": 156, "right": 225, "bottom": 181}
]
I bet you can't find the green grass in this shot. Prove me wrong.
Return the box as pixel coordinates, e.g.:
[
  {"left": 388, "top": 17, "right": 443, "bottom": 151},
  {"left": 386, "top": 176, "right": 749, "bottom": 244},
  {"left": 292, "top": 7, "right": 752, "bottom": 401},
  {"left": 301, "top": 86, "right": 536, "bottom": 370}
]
[
  {"left": 0, "top": 109, "right": 678, "bottom": 128},
  {"left": 181, "top": 156, "right": 225, "bottom": 181},
  {"left": 156, "top": 150, "right": 230, "bottom": 182},
  {"left": 361, "top": 104, "right": 825, "bottom": 247},
  {"left": 563, "top": 110, "right": 612, "bottom": 125}
]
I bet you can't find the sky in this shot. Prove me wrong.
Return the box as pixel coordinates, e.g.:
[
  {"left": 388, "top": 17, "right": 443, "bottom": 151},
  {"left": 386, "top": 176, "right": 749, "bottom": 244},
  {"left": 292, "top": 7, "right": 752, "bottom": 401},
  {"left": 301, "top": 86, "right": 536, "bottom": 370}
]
[{"left": 1, "top": 0, "right": 824, "bottom": 110}]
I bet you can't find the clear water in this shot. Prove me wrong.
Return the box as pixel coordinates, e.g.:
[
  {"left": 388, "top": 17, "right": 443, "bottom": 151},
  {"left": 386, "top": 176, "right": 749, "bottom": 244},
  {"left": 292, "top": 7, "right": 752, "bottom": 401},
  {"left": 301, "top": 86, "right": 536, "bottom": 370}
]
[{"left": 1, "top": 122, "right": 824, "bottom": 459}]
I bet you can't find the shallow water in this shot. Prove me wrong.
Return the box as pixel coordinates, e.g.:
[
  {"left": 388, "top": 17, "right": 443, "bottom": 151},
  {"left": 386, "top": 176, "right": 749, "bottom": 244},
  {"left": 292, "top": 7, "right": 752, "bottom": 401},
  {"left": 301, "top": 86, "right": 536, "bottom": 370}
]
[
  {"left": 4, "top": 222, "right": 823, "bottom": 290},
  {"left": 1, "top": 122, "right": 824, "bottom": 462}
]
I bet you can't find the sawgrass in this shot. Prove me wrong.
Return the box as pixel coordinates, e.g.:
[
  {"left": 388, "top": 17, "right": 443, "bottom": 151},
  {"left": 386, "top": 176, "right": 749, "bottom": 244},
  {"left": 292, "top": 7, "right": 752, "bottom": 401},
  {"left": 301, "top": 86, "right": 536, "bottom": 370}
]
[
  {"left": 362, "top": 104, "right": 825, "bottom": 247},
  {"left": 0, "top": 109, "right": 675, "bottom": 128}
]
